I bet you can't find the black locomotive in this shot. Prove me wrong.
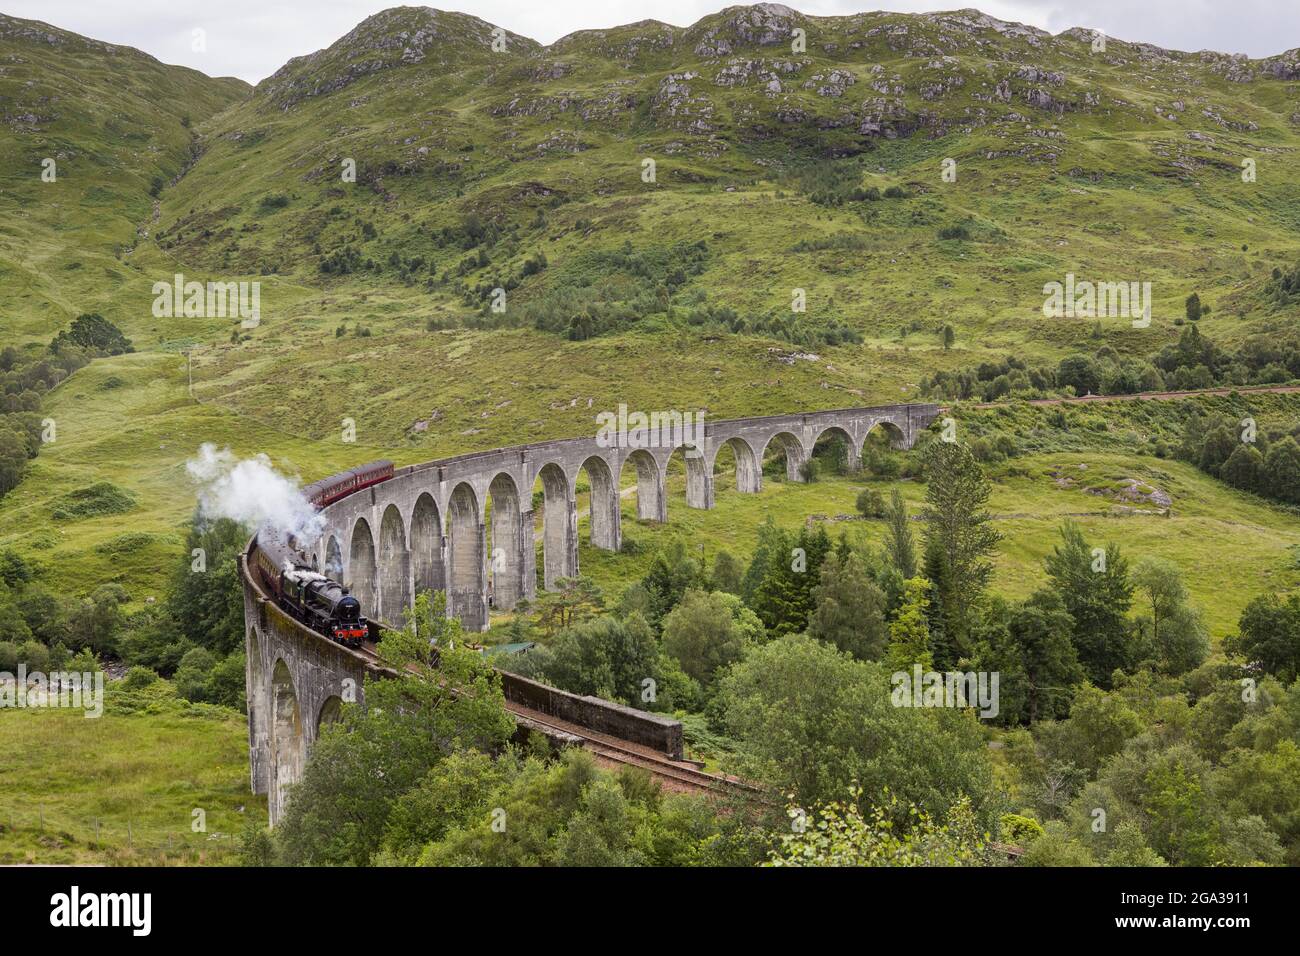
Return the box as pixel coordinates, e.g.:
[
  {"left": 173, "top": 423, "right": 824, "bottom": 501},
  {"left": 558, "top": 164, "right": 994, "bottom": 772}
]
[
  {"left": 251, "top": 460, "right": 394, "bottom": 649},
  {"left": 253, "top": 531, "right": 373, "bottom": 648}
]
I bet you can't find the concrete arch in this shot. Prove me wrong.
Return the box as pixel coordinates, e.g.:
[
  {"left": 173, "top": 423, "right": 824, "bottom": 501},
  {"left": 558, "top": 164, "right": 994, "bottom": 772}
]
[
  {"left": 711, "top": 436, "right": 762, "bottom": 494},
  {"left": 488, "top": 472, "right": 526, "bottom": 611},
  {"left": 620, "top": 448, "right": 666, "bottom": 523},
  {"left": 316, "top": 694, "right": 343, "bottom": 734},
  {"left": 410, "top": 493, "right": 445, "bottom": 605},
  {"left": 810, "top": 424, "right": 858, "bottom": 474},
  {"left": 348, "top": 517, "right": 378, "bottom": 619},
  {"left": 581, "top": 455, "right": 621, "bottom": 552},
  {"left": 866, "top": 418, "right": 908, "bottom": 450},
  {"left": 270, "top": 658, "right": 303, "bottom": 823},
  {"left": 761, "top": 430, "right": 808, "bottom": 482},
  {"left": 378, "top": 504, "right": 410, "bottom": 625},
  {"left": 324, "top": 535, "right": 343, "bottom": 578},
  {"left": 667, "top": 444, "right": 713, "bottom": 510},
  {"left": 447, "top": 482, "right": 487, "bottom": 630},
  {"left": 534, "top": 462, "right": 577, "bottom": 590}
]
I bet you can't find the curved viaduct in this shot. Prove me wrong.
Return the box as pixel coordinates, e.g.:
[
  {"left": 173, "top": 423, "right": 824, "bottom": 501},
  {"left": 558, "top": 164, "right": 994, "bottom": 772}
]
[
  {"left": 311, "top": 402, "right": 939, "bottom": 632},
  {"left": 240, "top": 402, "right": 939, "bottom": 823}
]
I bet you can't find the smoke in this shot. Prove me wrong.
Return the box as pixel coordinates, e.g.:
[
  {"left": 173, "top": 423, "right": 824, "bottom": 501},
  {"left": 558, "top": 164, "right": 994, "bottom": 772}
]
[{"left": 186, "top": 443, "right": 324, "bottom": 542}]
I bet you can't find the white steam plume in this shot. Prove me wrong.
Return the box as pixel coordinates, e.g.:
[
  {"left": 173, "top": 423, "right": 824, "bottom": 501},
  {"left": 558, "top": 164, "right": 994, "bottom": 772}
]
[{"left": 186, "top": 443, "right": 324, "bottom": 542}]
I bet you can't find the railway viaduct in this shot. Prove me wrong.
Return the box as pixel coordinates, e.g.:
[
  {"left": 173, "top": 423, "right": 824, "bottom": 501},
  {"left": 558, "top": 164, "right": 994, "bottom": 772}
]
[
  {"left": 240, "top": 402, "right": 940, "bottom": 823},
  {"left": 308, "top": 402, "right": 939, "bottom": 632}
]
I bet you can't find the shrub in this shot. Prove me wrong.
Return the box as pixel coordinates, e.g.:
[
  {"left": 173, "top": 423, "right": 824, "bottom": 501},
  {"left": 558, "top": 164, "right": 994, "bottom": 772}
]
[
  {"left": 18, "top": 639, "right": 49, "bottom": 672},
  {"left": 856, "top": 487, "right": 885, "bottom": 518},
  {"left": 51, "top": 482, "right": 135, "bottom": 520},
  {"left": 123, "top": 665, "right": 159, "bottom": 690}
]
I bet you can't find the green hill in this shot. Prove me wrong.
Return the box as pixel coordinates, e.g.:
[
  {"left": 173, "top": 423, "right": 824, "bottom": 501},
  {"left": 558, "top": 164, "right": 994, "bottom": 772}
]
[
  {"left": 1, "top": 4, "right": 1298, "bottom": 611},
  {"left": 0, "top": 13, "right": 248, "bottom": 344}
]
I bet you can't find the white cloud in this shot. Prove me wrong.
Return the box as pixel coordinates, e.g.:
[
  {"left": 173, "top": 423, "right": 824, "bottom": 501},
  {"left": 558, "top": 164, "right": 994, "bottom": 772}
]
[{"left": 14, "top": 1, "right": 1299, "bottom": 84}]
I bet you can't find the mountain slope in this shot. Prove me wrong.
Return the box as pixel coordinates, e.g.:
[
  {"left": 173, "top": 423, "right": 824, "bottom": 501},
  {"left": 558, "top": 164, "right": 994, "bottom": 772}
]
[
  {"left": 115, "top": 3, "right": 1300, "bottom": 448},
  {"left": 0, "top": 13, "right": 249, "bottom": 343}
]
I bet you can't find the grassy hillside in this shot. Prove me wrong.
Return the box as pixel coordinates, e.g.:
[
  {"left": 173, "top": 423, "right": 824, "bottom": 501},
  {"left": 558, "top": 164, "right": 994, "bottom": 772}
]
[
  {"left": 123, "top": 3, "right": 1300, "bottom": 452},
  {"left": 0, "top": 680, "right": 258, "bottom": 865},
  {"left": 0, "top": 4, "right": 1297, "bottom": 615},
  {"left": 0, "top": 14, "right": 248, "bottom": 345}
]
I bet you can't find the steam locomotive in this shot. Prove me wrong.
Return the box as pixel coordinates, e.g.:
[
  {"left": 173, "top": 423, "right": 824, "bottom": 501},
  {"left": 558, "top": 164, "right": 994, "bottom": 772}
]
[{"left": 253, "top": 460, "right": 394, "bottom": 648}]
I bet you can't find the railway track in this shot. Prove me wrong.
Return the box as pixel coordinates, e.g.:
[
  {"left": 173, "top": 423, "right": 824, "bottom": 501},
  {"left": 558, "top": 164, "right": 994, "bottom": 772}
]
[
  {"left": 351, "top": 640, "right": 745, "bottom": 796},
  {"left": 504, "top": 698, "right": 754, "bottom": 796}
]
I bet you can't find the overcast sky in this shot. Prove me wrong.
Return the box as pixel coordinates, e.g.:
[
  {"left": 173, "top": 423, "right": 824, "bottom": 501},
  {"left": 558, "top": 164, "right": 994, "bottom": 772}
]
[{"left": 13, "top": 0, "right": 1300, "bottom": 84}]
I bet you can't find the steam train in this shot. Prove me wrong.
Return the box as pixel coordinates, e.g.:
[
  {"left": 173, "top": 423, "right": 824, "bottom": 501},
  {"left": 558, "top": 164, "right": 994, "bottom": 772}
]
[{"left": 253, "top": 460, "right": 394, "bottom": 648}]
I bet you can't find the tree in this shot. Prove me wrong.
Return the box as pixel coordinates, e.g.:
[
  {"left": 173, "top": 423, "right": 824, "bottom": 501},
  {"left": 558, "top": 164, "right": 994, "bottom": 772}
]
[
  {"left": 1131, "top": 557, "right": 1208, "bottom": 675},
  {"left": 0, "top": 582, "right": 34, "bottom": 647},
  {"left": 749, "top": 523, "right": 832, "bottom": 637},
  {"left": 0, "top": 427, "right": 27, "bottom": 497},
  {"left": 855, "top": 487, "right": 884, "bottom": 519},
  {"left": 1185, "top": 292, "right": 1202, "bottom": 323},
  {"left": 1220, "top": 443, "right": 1265, "bottom": 493},
  {"left": 544, "top": 612, "right": 664, "bottom": 706},
  {"left": 1105, "top": 820, "right": 1168, "bottom": 866},
  {"left": 920, "top": 441, "right": 1001, "bottom": 652},
  {"left": 1056, "top": 355, "right": 1101, "bottom": 396},
  {"left": 718, "top": 634, "right": 996, "bottom": 828},
  {"left": 63, "top": 584, "right": 128, "bottom": 654},
  {"left": 18, "top": 639, "right": 49, "bottom": 672},
  {"left": 168, "top": 513, "right": 246, "bottom": 654},
  {"left": 971, "top": 590, "right": 1083, "bottom": 724},
  {"left": 1037, "top": 683, "right": 1144, "bottom": 777},
  {"left": 638, "top": 541, "right": 704, "bottom": 627},
  {"left": 710, "top": 550, "right": 743, "bottom": 595},
  {"left": 50, "top": 312, "right": 133, "bottom": 355},
  {"left": 741, "top": 517, "right": 785, "bottom": 604},
  {"left": 942, "top": 325, "right": 956, "bottom": 350},
  {"left": 661, "top": 590, "right": 760, "bottom": 687},
  {"left": 1043, "top": 522, "right": 1136, "bottom": 687},
  {"left": 534, "top": 577, "right": 604, "bottom": 637},
  {"left": 1227, "top": 593, "right": 1300, "bottom": 682},
  {"left": 883, "top": 487, "right": 917, "bottom": 579},
  {"left": 766, "top": 789, "right": 989, "bottom": 867},
  {"left": 808, "top": 551, "right": 888, "bottom": 660},
  {"left": 1198, "top": 426, "right": 1238, "bottom": 476},
  {"left": 885, "top": 577, "right": 933, "bottom": 672},
  {"left": 1264, "top": 437, "right": 1300, "bottom": 504}
]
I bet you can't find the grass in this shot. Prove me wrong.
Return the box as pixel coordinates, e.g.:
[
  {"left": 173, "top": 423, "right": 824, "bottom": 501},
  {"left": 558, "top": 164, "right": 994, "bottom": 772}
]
[
  {"left": 0, "top": 681, "right": 259, "bottom": 865},
  {"left": 570, "top": 449, "right": 1300, "bottom": 642}
]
